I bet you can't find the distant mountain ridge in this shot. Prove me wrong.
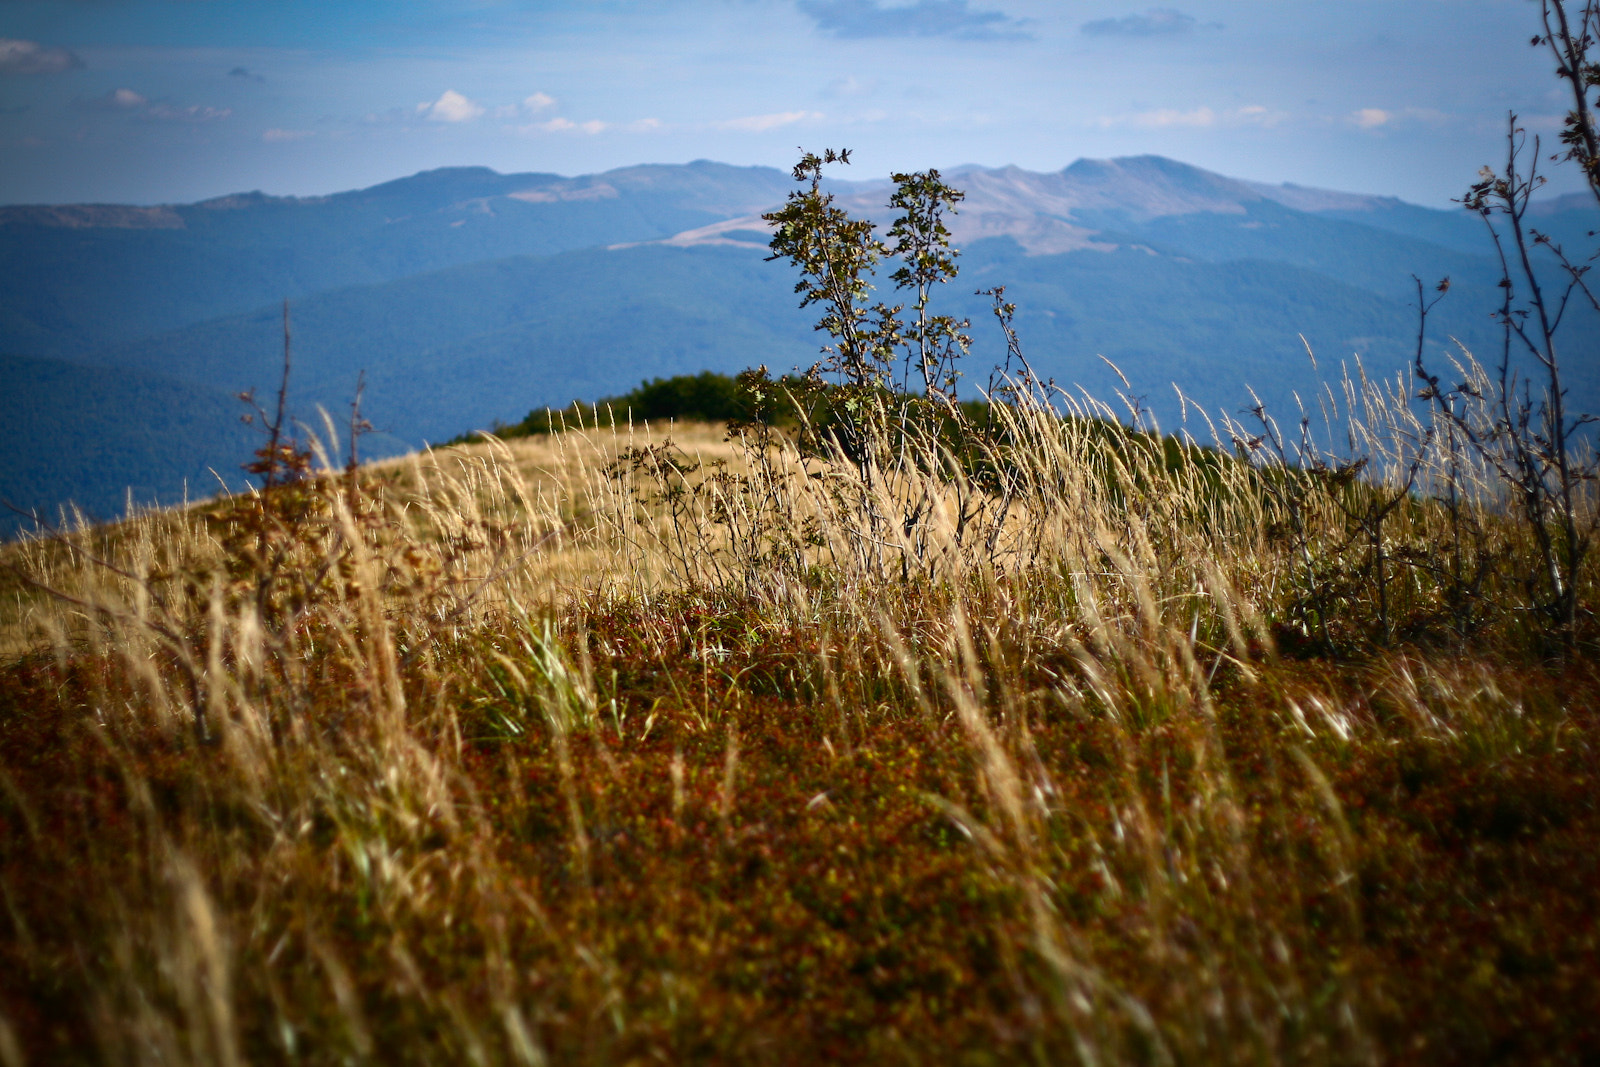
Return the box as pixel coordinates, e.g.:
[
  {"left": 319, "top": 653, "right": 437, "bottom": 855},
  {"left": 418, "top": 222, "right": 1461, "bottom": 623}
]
[
  {"left": 0, "top": 160, "right": 803, "bottom": 229},
  {"left": 651, "top": 154, "right": 1591, "bottom": 271},
  {"left": 658, "top": 155, "right": 1514, "bottom": 261},
  {"left": 2, "top": 155, "right": 1596, "bottom": 538},
  {"left": 0, "top": 160, "right": 802, "bottom": 361}
]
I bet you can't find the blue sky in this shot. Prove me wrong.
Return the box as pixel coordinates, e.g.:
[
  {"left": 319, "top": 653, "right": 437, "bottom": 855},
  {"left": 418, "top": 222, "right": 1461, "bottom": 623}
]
[{"left": 0, "top": 0, "right": 1581, "bottom": 206}]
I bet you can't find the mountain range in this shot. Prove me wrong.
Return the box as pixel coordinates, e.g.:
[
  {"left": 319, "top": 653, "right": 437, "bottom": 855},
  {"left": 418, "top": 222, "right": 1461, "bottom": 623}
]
[{"left": 2, "top": 155, "right": 1596, "bottom": 537}]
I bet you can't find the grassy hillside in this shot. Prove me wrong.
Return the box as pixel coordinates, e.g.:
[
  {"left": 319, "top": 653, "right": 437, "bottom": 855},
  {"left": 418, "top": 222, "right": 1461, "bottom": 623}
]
[
  {"left": 3, "top": 144, "right": 1597, "bottom": 1062},
  {"left": 1, "top": 345, "right": 1595, "bottom": 1061}
]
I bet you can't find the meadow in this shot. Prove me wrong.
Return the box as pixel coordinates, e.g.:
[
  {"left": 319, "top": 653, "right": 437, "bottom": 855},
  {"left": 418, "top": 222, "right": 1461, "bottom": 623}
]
[
  {"left": 3, "top": 60, "right": 1600, "bottom": 1056},
  {"left": 0, "top": 333, "right": 1595, "bottom": 1064}
]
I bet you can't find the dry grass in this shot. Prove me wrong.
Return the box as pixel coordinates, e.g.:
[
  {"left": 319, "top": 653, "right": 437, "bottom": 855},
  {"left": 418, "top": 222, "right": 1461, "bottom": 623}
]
[{"left": 0, "top": 378, "right": 1596, "bottom": 1065}]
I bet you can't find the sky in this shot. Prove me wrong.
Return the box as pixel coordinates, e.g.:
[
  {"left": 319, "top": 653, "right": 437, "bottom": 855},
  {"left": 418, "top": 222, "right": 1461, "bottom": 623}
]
[{"left": 0, "top": 0, "right": 1585, "bottom": 207}]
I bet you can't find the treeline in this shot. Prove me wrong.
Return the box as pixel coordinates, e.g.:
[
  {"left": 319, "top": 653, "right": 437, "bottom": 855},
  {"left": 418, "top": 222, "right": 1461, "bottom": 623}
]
[
  {"left": 455, "top": 370, "right": 987, "bottom": 439},
  {"left": 457, "top": 371, "right": 756, "bottom": 442},
  {"left": 454, "top": 368, "right": 1217, "bottom": 471}
]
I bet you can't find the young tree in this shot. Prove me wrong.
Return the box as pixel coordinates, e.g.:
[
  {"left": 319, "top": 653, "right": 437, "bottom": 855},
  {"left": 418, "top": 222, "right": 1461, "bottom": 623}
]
[{"left": 761, "top": 151, "right": 994, "bottom": 576}]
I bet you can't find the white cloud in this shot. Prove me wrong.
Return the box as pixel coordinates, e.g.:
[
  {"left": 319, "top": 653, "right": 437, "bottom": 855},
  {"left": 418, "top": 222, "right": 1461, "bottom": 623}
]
[
  {"left": 1093, "top": 104, "right": 1285, "bottom": 130},
  {"left": 1096, "top": 106, "right": 1215, "bottom": 129},
  {"left": 71, "top": 87, "right": 230, "bottom": 122},
  {"left": 73, "top": 87, "right": 149, "bottom": 112},
  {"left": 146, "top": 103, "right": 232, "bottom": 123},
  {"left": 1348, "top": 107, "right": 1447, "bottom": 131},
  {"left": 715, "top": 110, "right": 821, "bottom": 133},
  {"left": 497, "top": 93, "right": 558, "bottom": 119},
  {"left": 420, "top": 89, "right": 485, "bottom": 123},
  {"left": 511, "top": 114, "right": 656, "bottom": 135},
  {"left": 0, "top": 37, "right": 83, "bottom": 76},
  {"left": 1236, "top": 104, "right": 1288, "bottom": 128},
  {"left": 262, "top": 128, "right": 313, "bottom": 143},
  {"left": 520, "top": 116, "right": 607, "bottom": 134}
]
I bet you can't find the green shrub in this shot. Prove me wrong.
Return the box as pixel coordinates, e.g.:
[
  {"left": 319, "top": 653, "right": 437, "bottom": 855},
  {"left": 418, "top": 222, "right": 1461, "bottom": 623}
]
[{"left": 454, "top": 371, "right": 759, "bottom": 443}]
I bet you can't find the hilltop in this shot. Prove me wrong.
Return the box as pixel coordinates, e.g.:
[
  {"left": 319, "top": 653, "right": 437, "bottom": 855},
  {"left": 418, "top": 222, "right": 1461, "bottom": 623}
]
[{"left": 2, "top": 155, "right": 1596, "bottom": 536}]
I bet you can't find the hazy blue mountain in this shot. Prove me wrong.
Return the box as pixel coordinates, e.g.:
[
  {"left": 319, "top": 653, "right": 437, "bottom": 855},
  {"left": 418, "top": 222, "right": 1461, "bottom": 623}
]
[
  {"left": 0, "top": 160, "right": 798, "bottom": 360},
  {"left": 2, "top": 154, "right": 1596, "bottom": 539},
  {"left": 0, "top": 352, "right": 252, "bottom": 534},
  {"left": 93, "top": 244, "right": 821, "bottom": 445},
  {"left": 76, "top": 228, "right": 1571, "bottom": 450},
  {"left": 0, "top": 352, "right": 417, "bottom": 538}
]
